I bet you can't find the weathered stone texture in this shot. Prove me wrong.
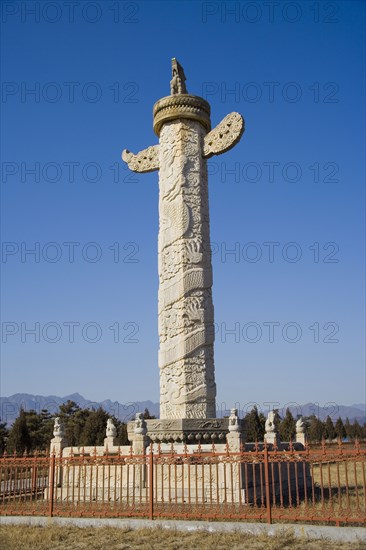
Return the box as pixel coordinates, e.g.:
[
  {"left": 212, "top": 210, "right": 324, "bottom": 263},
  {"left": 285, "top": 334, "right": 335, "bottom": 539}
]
[{"left": 158, "top": 120, "right": 216, "bottom": 419}]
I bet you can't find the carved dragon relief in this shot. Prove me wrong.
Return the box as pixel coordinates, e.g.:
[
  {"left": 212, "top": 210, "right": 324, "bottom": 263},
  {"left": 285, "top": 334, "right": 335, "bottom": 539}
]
[
  {"left": 157, "top": 122, "right": 214, "bottom": 377},
  {"left": 160, "top": 359, "right": 216, "bottom": 408}
]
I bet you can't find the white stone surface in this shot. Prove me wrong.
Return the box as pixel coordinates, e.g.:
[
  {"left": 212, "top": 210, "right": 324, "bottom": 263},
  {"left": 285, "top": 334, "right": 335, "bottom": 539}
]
[
  {"left": 157, "top": 120, "right": 216, "bottom": 419},
  {"left": 106, "top": 419, "right": 117, "bottom": 438},
  {"left": 264, "top": 410, "right": 280, "bottom": 445},
  {"left": 296, "top": 416, "right": 306, "bottom": 446},
  {"left": 122, "top": 111, "right": 245, "bottom": 420}
]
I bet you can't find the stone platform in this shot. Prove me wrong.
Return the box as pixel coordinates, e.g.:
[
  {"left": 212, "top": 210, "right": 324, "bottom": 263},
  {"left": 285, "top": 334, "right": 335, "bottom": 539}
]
[{"left": 127, "top": 417, "right": 241, "bottom": 444}]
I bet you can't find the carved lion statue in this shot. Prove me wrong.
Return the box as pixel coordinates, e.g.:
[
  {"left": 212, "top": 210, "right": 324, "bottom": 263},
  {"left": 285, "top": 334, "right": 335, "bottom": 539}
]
[
  {"left": 53, "top": 417, "right": 64, "bottom": 438},
  {"left": 106, "top": 418, "right": 117, "bottom": 438},
  {"left": 265, "top": 410, "right": 276, "bottom": 433}
]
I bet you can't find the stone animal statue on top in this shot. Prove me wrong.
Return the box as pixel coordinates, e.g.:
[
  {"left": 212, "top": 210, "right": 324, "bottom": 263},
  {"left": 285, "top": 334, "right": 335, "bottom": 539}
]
[{"left": 170, "top": 58, "right": 187, "bottom": 95}]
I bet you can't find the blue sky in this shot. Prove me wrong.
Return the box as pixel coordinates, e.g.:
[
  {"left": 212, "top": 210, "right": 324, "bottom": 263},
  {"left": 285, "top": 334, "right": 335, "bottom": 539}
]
[{"left": 1, "top": 0, "right": 365, "bottom": 417}]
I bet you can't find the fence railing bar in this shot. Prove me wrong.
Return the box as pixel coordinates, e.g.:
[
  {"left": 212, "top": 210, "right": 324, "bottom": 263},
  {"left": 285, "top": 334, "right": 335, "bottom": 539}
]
[
  {"left": 302, "top": 461, "right": 308, "bottom": 506},
  {"left": 344, "top": 460, "right": 350, "bottom": 510},
  {"left": 354, "top": 460, "right": 360, "bottom": 511},
  {"left": 149, "top": 446, "right": 154, "bottom": 520},
  {"left": 263, "top": 445, "right": 272, "bottom": 524},
  {"left": 362, "top": 459, "right": 366, "bottom": 510},
  {"left": 48, "top": 453, "right": 55, "bottom": 517},
  {"left": 294, "top": 461, "right": 300, "bottom": 506}
]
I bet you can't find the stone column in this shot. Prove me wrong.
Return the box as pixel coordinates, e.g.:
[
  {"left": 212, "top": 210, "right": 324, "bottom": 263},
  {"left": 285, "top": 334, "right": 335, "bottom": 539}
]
[
  {"left": 122, "top": 60, "right": 245, "bottom": 428},
  {"left": 155, "top": 96, "right": 216, "bottom": 420}
]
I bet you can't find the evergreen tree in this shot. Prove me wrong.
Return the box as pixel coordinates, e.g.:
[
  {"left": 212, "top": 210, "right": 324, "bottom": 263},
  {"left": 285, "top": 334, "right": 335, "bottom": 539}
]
[
  {"left": 117, "top": 422, "right": 129, "bottom": 446},
  {"left": 324, "top": 415, "right": 336, "bottom": 441},
  {"left": 244, "top": 406, "right": 265, "bottom": 442},
  {"left": 344, "top": 417, "right": 352, "bottom": 440},
  {"left": 58, "top": 401, "right": 129, "bottom": 447},
  {"left": 37, "top": 409, "right": 55, "bottom": 448},
  {"left": 58, "top": 401, "right": 89, "bottom": 446},
  {"left": 23, "top": 409, "right": 55, "bottom": 451},
  {"left": 334, "top": 417, "right": 346, "bottom": 440},
  {"left": 258, "top": 411, "right": 267, "bottom": 438},
  {"left": 80, "top": 408, "right": 110, "bottom": 446},
  {"left": 279, "top": 408, "right": 296, "bottom": 441},
  {"left": 307, "top": 415, "right": 324, "bottom": 443},
  {"left": 362, "top": 422, "right": 366, "bottom": 441},
  {"left": 59, "top": 400, "right": 81, "bottom": 417},
  {"left": 272, "top": 409, "right": 281, "bottom": 430},
  {"left": 0, "top": 420, "right": 9, "bottom": 454},
  {"left": 7, "top": 408, "right": 31, "bottom": 454},
  {"left": 142, "top": 408, "right": 156, "bottom": 420},
  {"left": 349, "top": 419, "right": 362, "bottom": 441}
]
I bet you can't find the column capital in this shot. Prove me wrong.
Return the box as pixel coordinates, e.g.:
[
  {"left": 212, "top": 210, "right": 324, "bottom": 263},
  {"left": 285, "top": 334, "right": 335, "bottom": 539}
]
[{"left": 153, "top": 94, "right": 211, "bottom": 136}]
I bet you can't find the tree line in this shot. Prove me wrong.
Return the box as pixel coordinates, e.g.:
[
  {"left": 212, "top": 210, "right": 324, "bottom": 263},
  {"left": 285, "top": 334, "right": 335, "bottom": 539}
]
[
  {"left": 242, "top": 406, "right": 365, "bottom": 443},
  {"left": 0, "top": 400, "right": 155, "bottom": 455},
  {"left": 0, "top": 403, "right": 364, "bottom": 455}
]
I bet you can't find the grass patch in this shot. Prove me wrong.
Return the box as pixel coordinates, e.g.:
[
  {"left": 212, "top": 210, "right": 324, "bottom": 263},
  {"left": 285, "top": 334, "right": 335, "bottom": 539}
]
[{"left": 0, "top": 525, "right": 365, "bottom": 550}]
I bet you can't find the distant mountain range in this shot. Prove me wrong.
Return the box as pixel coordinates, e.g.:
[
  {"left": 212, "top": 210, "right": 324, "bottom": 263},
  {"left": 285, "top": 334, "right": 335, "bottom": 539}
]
[
  {"left": 0, "top": 393, "right": 365, "bottom": 426},
  {"left": 0, "top": 393, "right": 159, "bottom": 426}
]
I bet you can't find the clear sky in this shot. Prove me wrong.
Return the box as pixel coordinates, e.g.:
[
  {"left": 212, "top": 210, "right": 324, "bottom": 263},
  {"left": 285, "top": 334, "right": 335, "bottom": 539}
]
[{"left": 1, "top": 0, "right": 365, "bottom": 416}]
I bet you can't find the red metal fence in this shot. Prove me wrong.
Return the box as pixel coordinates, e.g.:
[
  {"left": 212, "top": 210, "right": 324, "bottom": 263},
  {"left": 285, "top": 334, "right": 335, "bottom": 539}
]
[{"left": 1, "top": 441, "right": 365, "bottom": 526}]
